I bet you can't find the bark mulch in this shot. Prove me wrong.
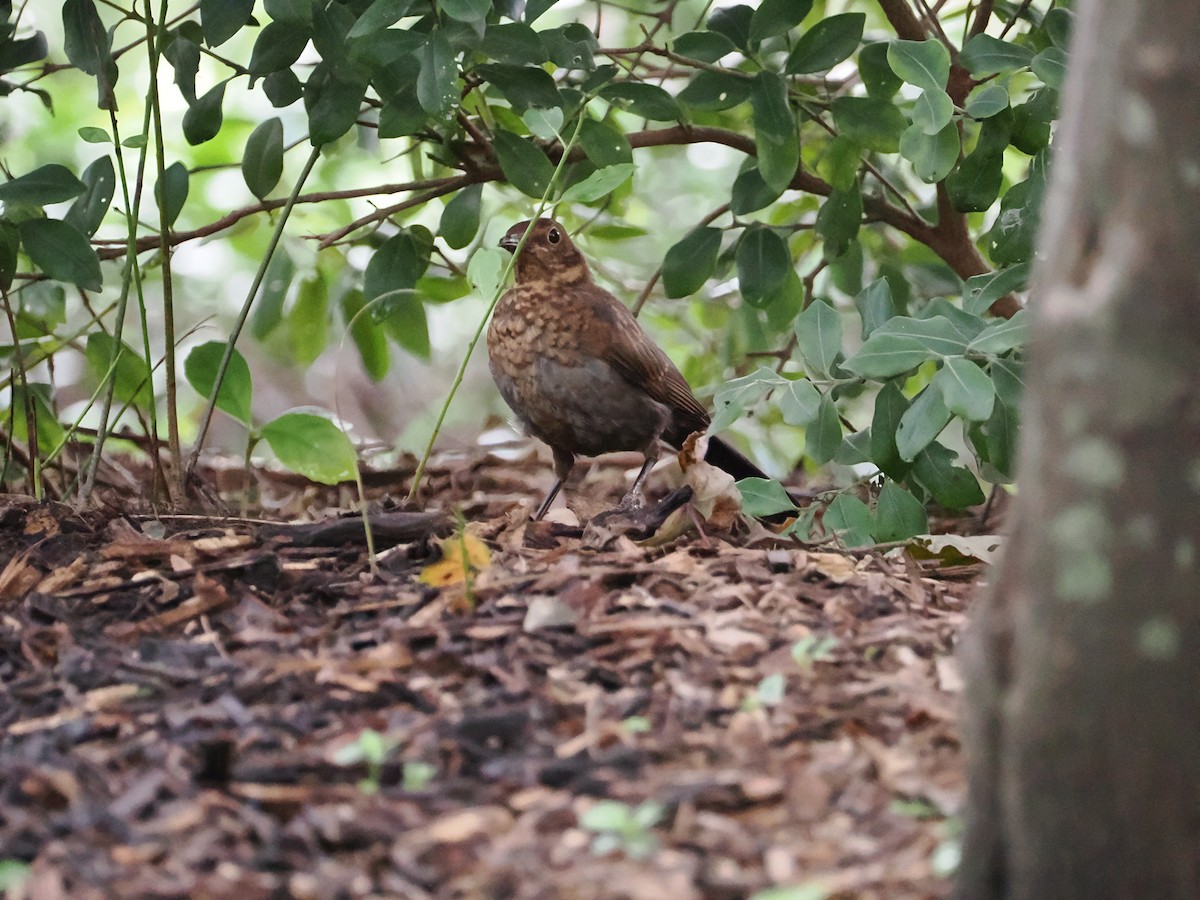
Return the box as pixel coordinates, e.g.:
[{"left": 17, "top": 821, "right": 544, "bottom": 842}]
[{"left": 0, "top": 450, "right": 991, "bottom": 899}]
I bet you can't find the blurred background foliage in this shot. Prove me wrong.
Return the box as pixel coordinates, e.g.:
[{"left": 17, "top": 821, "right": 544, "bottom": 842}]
[{"left": 0, "top": 0, "right": 1065, "bottom": 539}]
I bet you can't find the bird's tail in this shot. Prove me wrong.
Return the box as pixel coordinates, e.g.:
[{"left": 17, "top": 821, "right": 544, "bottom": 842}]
[{"left": 704, "top": 435, "right": 768, "bottom": 481}]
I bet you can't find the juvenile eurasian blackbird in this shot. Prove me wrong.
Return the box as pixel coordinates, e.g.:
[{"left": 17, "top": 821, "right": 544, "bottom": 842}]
[{"left": 488, "top": 217, "right": 770, "bottom": 520}]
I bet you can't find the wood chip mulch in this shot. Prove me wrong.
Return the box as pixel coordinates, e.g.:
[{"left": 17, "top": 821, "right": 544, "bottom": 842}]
[{"left": 0, "top": 452, "right": 985, "bottom": 899}]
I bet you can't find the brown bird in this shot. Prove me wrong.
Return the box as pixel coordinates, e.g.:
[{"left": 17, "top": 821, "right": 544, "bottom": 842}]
[{"left": 488, "top": 217, "right": 771, "bottom": 520}]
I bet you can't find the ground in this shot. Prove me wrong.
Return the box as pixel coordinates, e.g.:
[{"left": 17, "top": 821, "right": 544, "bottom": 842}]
[{"left": 0, "top": 448, "right": 991, "bottom": 899}]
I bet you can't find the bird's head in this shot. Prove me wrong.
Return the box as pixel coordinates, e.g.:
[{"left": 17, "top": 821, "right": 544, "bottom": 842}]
[{"left": 499, "top": 218, "right": 592, "bottom": 286}]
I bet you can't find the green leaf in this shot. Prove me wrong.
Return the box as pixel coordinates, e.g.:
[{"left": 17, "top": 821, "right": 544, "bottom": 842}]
[
  {"left": 480, "top": 22, "right": 547, "bottom": 65},
  {"left": 287, "top": 270, "right": 330, "bottom": 364},
  {"left": 899, "top": 121, "right": 960, "bottom": 183},
  {"left": 677, "top": 70, "right": 751, "bottom": 111},
  {"left": 242, "top": 117, "right": 284, "bottom": 200},
  {"left": 365, "top": 230, "right": 430, "bottom": 308},
  {"left": 806, "top": 394, "right": 842, "bottom": 464},
  {"left": 887, "top": 39, "right": 950, "bottom": 91},
  {"left": 342, "top": 287, "right": 390, "bottom": 380},
  {"left": 662, "top": 226, "right": 721, "bottom": 299},
  {"left": 599, "top": 82, "right": 681, "bottom": 121},
  {"left": 749, "top": 0, "right": 813, "bottom": 44},
  {"left": 817, "top": 136, "right": 863, "bottom": 192},
  {"left": 0, "top": 221, "right": 20, "bottom": 292},
  {"left": 823, "top": 493, "right": 874, "bottom": 547},
  {"left": 250, "top": 248, "right": 295, "bottom": 339},
  {"left": 736, "top": 225, "right": 791, "bottom": 306},
  {"left": 0, "top": 32, "right": 48, "bottom": 73},
  {"left": 778, "top": 378, "right": 820, "bottom": 426},
  {"left": 710, "top": 367, "right": 785, "bottom": 433},
  {"left": 786, "top": 13, "right": 864, "bottom": 74},
  {"left": 870, "top": 381, "right": 910, "bottom": 479},
  {"left": 522, "top": 106, "right": 563, "bottom": 140},
  {"left": 77, "top": 126, "right": 112, "bottom": 144},
  {"left": 966, "top": 82, "right": 1010, "bottom": 119},
  {"left": 911, "top": 87, "right": 954, "bottom": 135},
  {"left": 18, "top": 218, "right": 101, "bottom": 291},
  {"left": 305, "top": 65, "right": 368, "bottom": 146},
  {"left": 182, "top": 81, "right": 227, "bottom": 145},
  {"left": 163, "top": 29, "right": 200, "bottom": 101},
  {"left": 859, "top": 41, "right": 902, "bottom": 98},
  {"left": 184, "top": 340, "right": 254, "bottom": 424},
  {"left": 963, "top": 262, "right": 1030, "bottom": 315},
  {"left": 934, "top": 357, "right": 995, "bottom": 421},
  {"left": 348, "top": 0, "right": 415, "bottom": 38},
  {"left": 261, "top": 412, "right": 359, "bottom": 485},
  {"left": 794, "top": 299, "right": 842, "bottom": 377},
  {"left": 843, "top": 314, "right": 970, "bottom": 378},
  {"left": 707, "top": 4, "right": 754, "bottom": 52},
  {"left": 873, "top": 481, "right": 928, "bottom": 542},
  {"left": 156, "top": 161, "right": 189, "bottom": 229},
  {"left": 579, "top": 118, "right": 631, "bottom": 167},
  {"left": 541, "top": 23, "right": 596, "bottom": 70},
  {"left": 439, "top": 184, "right": 482, "bottom": 250},
  {"left": 560, "top": 163, "right": 635, "bottom": 203},
  {"left": 0, "top": 164, "right": 86, "bottom": 205},
  {"left": 478, "top": 63, "right": 560, "bottom": 112},
  {"left": 1044, "top": 8, "right": 1074, "bottom": 49},
  {"left": 960, "top": 34, "right": 1034, "bottom": 77},
  {"left": 62, "top": 0, "right": 118, "bottom": 109},
  {"left": 984, "top": 152, "right": 1048, "bottom": 265},
  {"left": 468, "top": 246, "right": 505, "bottom": 300},
  {"left": 814, "top": 186, "right": 862, "bottom": 260},
  {"left": 831, "top": 96, "right": 906, "bottom": 153},
  {"left": 1031, "top": 46, "right": 1068, "bottom": 90},
  {"left": 200, "top": 0, "right": 254, "bottom": 46},
  {"left": 750, "top": 71, "right": 798, "bottom": 194},
  {"left": 730, "top": 166, "right": 780, "bottom": 214},
  {"left": 672, "top": 31, "right": 736, "bottom": 62},
  {"left": 381, "top": 294, "right": 431, "bottom": 359},
  {"left": 946, "top": 144, "right": 1005, "bottom": 212},
  {"left": 737, "top": 477, "right": 797, "bottom": 518},
  {"left": 913, "top": 443, "right": 985, "bottom": 508},
  {"left": 264, "top": 69, "right": 304, "bottom": 108},
  {"left": 968, "top": 310, "right": 1029, "bottom": 356},
  {"left": 439, "top": 0, "right": 490, "bottom": 23},
  {"left": 854, "top": 278, "right": 895, "bottom": 339},
  {"left": 492, "top": 130, "right": 554, "bottom": 198},
  {"left": 85, "top": 333, "right": 152, "bottom": 409},
  {"left": 64, "top": 156, "right": 115, "bottom": 237},
  {"left": 418, "top": 31, "right": 458, "bottom": 117},
  {"left": 896, "top": 385, "right": 952, "bottom": 462},
  {"left": 248, "top": 22, "right": 310, "bottom": 74},
  {"left": 970, "top": 385, "right": 1019, "bottom": 480}
]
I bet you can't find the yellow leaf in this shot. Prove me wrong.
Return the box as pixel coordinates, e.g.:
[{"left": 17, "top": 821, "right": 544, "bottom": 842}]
[{"left": 419, "top": 529, "right": 491, "bottom": 587}]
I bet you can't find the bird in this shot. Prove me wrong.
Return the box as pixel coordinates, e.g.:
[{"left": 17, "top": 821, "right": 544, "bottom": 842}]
[{"left": 487, "top": 217, "right": 773, "bottom": 521}]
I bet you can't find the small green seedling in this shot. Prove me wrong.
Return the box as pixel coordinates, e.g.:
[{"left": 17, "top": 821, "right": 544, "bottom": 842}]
[
  {"left": 579, "top": 799, "right": 664, "bottom": 860},
  {"left": 332, "top": 728, "right": 397, "bottom": 794},
  {"left": 791, "top": 634, "right": 838, "bottom": 671}
]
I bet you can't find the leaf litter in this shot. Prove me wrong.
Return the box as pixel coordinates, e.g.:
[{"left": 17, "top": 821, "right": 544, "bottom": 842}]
[{"left": 0, "top": 449, "right": 990, "bottom": 898}]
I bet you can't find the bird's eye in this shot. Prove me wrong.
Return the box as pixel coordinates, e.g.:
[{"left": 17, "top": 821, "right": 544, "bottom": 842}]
[{"left": 547, "top": 227, "right": 561, "bottom": 244}]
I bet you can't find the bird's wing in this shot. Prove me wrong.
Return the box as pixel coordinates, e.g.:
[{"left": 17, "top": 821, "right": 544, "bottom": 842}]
[{"left": 576, "top": 285, "right": 711, "bottom": 432}]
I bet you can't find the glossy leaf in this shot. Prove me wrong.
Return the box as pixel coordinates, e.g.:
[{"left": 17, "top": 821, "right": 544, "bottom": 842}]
[
  {"left": 874, "top": 481, "right": 928, "bottom": 542},
  {"left": 492, "top": 130, "right": 554, "bottom": 198},
  {"left": 806, "top": 394, "right": 842, "bottom": 465},
  {"left": 677, "top": 70, "right": 750, "bottom": 111},
  {"left": 439, "top": 0, "right": 491, "bottom": 23},
  {"left": 730, "top": 166, "right": 780, "bottom": 214},
  {"left": 439, "top": 184, "right": 482, "bottom": 249},
  {"left": 560, "top": 163, "right": 635, "bottom": 203},
  {"left": 0, "top": 164, "right": 86, "bottom": 205},
  {"left": 794, "top": 299, "right": 842, "bottom": 377},
  {"left": 707, "top": 4, "right": 754, "bottom": 52},
  {"left": 749, "top": 0, "right": 813, "bottom": 43},
  {"left": 243, "top": 117, "right": 284, "bottom": 199},
  {"left": 887, "top": 39, "right": 950, "bottom": 91},
  {"left": 786, "top": 13, "right": 864, "bottom": 74},
  {"left": 579, "top": 118, "right": 631, "bottom": 167},
  {"left": 480, "top": 22, "right": 547, "bottom": 65},
  {"left": 737, "top": 477, "right": 797, "bottom": 518},
  {"left": 418, "top": 31, "right": 458, "bottom": 117},
  {"left": 832, "top": 97, "right": 906, "bottom": 153},
  {"left": 184, "top": 340, "right": 254, "bottom": 423},
  {"left": 750, "top": 71, "right": 798, "bottom": 194},
  {"left": 913, "top": 443, "right": 985, "bottom": 508},
  {"left": 200, "top": 0, "right": 252, "bottom": 46},
  {"left": 62, "top": 0, "right": 117, "bottom": 109},
  {"left": 960, "top": 34, "right": 1034, "bottom": 77},
  {"left": 599, "top": 82, "right": 681, "bottom": 121},
  {"left": 935, "top": 357, "right": 995, "bottom": 421},
  {"left": 662, "top": 227, "right": 721, "bottom": 298},
  {"left": 182, "top": 81, "right": 227, "bottom": 145},
  {"left": 478, "top": 63, "right": 560, "bottom": 111},
  {"left": 64, "top": 156, "right": 115, "bottom": 237},
  {"left": 672, "top": 30, "right": 736, "bottom": 62},
  {"left": 896, "top": 385, "right": 952, "bottom": 462},
  {"left": 156, "top": 161, "right": 189, "bottom": 229},
  {"left": 261, "top": 412, "right": 359, "bottom": 485},
  {"left": 348, "top": 0, "right": 415, "bottom": 37},
  {"left": 736, "top": 226, "right": 791, "bottom": 306},
  {"left": 18, "top": 218, "right": 101, "bottom": 291},
  {"left": 248, "top": 22, "right": 309, "bottom": 74}
]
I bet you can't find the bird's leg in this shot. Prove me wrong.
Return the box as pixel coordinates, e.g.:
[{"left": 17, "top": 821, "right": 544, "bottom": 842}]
[
  {"left": 534, "top": 447, "right": 575, "bottom": 520},
  {"left": 617, "top": 446, "right": 659, "bottom": 510}
]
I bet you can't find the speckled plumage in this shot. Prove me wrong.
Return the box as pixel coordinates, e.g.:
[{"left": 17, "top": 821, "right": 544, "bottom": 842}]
[{"left": 488, "top": 218, "right": 765, "bottom": 519}]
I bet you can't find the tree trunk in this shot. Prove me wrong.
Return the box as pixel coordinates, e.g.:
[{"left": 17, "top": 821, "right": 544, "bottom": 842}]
[{"left": 956, "top": 1, "right": 1200, "bottom": 897}]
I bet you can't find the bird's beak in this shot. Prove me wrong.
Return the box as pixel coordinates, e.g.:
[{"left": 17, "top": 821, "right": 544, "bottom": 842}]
[{"left": 499, "top": 231, "right": 521, "bottom": 253}]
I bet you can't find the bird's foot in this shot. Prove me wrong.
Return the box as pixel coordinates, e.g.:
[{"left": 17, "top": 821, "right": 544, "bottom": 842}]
[{"left": 616, "top": 491, "right": 646, "bottom": 511}]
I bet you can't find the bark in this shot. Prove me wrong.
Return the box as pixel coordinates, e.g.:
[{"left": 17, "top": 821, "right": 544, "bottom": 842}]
[{"left": 956, "top": 1, "right": 1200, "bottom": 897}]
